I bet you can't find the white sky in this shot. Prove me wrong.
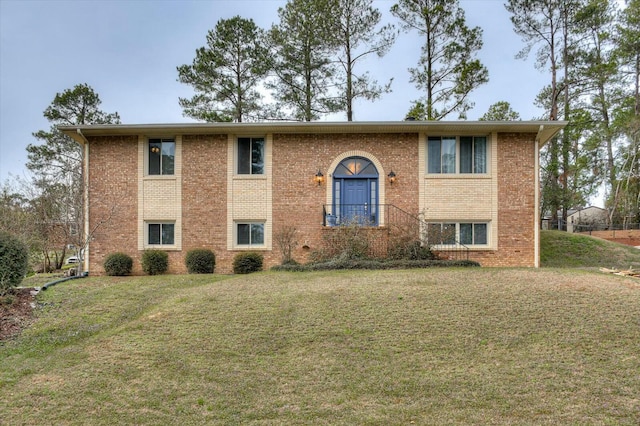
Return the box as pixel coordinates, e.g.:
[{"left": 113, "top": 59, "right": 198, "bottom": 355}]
[{"left": 0, "top": 0, "right": 548, "bottom": 182}]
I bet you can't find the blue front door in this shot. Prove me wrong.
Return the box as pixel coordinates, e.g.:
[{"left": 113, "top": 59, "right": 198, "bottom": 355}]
[
  {"left": 332, "top": 156, "right": 379, "bottom": 225},
  {"left": 343, "top": 179, "right": 368, "bottom": 223}
]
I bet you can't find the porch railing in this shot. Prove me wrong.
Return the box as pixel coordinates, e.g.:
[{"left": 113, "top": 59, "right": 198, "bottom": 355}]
[{"left": 322, "top": 204, "right": 469, "bottom": 261}]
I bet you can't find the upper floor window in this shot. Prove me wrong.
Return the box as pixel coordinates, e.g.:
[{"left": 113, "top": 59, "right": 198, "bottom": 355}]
[
  {"left": 237, "top": 137, "right": 264, "bottom": 175},
  {"left": 149, "top": 138, "right": 175, "bottom": 175},
  {"left": 427, "top": 136, "right": 487, "bottom": 174}
]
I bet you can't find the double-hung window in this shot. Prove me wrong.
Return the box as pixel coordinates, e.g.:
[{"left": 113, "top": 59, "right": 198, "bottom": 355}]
[
  {"left": 236, "top": 222, "right": 264, "bottom": 246},
  {"left": 428, "top": 136, "right": 487, "bottom": 174},
  {"left": 148, "top": 138, "right": 175, "bottom": 175},
  {"left": 237, "top": 137, "right": 264, "bottom": 175},
  {"left": 148, "top": 222, "right": 175, "bottom": 246}
]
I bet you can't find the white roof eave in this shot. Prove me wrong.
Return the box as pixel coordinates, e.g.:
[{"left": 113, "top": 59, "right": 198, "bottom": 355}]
[{"left": 59, "top": 120, "right": 567, "bottom": 147}]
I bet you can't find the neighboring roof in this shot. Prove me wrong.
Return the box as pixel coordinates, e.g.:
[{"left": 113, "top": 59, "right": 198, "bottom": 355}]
[
  {"left": 59, "top": 120, "right": 567, "bottom": 148},
  {"left": 568, "top": 206, "right": 607, "bottom": 215}
]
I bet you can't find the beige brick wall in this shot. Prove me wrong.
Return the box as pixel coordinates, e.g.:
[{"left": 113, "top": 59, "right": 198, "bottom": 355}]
[{"left": 420, "top": 132, "right": 498, "bottom": 250}]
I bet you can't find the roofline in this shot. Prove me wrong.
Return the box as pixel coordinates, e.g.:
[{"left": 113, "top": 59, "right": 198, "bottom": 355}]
[{"left": 59, "top": 120, "right": 567, "bottom": 147}]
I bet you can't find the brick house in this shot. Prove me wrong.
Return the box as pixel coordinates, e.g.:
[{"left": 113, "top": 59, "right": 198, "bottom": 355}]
[{"left": 60, "top": 121, "right": 565, "bottom": 274}]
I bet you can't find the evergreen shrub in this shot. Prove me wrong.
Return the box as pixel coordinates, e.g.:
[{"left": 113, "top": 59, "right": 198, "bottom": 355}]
[
  {"left": 185, "top": 249, "right": 216, "bottom": 274},
  {"left": 233, "top": 252, "right": 263, "bottom": 274},
  {"left": 103, "top": 252, "right": 133, "bottom": 276},
  {"left": 141, "top": 250, "right": 169, "bottom": 275},
  {"left": 0, "top": 231, "right": 29, "bottom": 295}
]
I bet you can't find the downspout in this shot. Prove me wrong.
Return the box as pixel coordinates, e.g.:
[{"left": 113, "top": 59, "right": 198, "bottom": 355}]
[
  {"left": 77, "top": 129, "right": 90, "bottom": 274},
  {"left": 534, "top": 125, "right": 543, "bottom": 268}
]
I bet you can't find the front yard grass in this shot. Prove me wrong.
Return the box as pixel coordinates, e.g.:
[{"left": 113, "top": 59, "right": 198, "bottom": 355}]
[{"left": 1, "top": 269, "right": 639, "bottom": 424}]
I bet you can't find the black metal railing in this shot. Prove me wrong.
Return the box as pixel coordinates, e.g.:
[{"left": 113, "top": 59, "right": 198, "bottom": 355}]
[
  {"left": 322, "top": 204, "right": 470, "bottom": 261},
  {"left": 574, "top": 223, "right": 640, "bottom": 233}
]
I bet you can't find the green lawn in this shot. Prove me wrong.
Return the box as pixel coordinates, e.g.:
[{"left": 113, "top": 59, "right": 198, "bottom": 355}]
[
  {"left": 2, "top": 269, "right": 639, "bottom": 425},
  {"left": 541, "top": 230, "right": 640, "bottom": 269}
]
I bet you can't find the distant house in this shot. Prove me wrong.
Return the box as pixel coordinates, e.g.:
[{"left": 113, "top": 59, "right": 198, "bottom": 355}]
[
  {"left": 567, "top": 206, "right": 608, "bottom": 232},
  {"left": 60, "top": 121, "right": 565, "bottom": 274}
]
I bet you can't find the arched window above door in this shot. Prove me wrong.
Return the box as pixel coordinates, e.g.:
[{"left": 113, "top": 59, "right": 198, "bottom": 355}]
[{"left": 333, "top": 157, "right": 378, "bottom": 177}]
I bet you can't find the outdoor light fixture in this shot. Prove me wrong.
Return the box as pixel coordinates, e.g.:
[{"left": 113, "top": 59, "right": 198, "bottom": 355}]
[
  {"left": 314, "top": 170, "right": 324, "bottom": 186},
  {"left": 388, "top": 170, "right": 397, "bottom": 185},
  {"left": 150, "top": 146, "right": 161, "bottom": 154}
]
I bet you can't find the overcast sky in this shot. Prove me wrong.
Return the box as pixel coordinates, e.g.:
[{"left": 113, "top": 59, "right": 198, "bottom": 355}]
[{"left": 0, "top": 0, "right": 550, "bottom": 183}]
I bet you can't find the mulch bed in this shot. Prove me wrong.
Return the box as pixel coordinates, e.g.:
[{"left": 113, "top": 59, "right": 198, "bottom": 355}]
[{"left": 0, "top": 288, "right": 37, "bottom": 341}]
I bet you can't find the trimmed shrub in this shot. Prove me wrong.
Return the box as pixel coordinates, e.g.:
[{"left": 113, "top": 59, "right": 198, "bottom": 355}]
[
  {"left": 271, "top": 259, "right": 480, "bottom": 272},
  {"left": 0, "top": 231, "right": 29, "bottom": 295},
  {"left": 185, "top": 249, "right": 216, "bottom": 274},
  {"left": 233, "top": 252, "right": 263, "bottom": 274},
  {"left": 141, "top": 250, "right": 169, "bottom": 275},
  {"left": 103, "top": 252, "right": 133, "bottom": 276}
]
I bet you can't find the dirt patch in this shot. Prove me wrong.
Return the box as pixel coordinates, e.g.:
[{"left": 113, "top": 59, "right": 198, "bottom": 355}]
[
  {"left": 0, "top": 287, "right": 37, "bottom": 341},
  {"left": 581, "top": 230, "right": 640, "bottom": 247}
]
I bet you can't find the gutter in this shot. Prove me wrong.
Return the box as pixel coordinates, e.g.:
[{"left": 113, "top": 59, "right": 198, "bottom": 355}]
[{"left": 76, "top": 128, "right": 89, "bottom": 145}]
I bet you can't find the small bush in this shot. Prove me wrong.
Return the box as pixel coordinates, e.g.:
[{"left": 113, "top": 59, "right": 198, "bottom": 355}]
[
  {"left": 103, "top": 252, "right": 133, "bottom": 276},
  {"left": 185, "top": 249, "right": 216, "bottom": 274},
  {"left": 141, "top": 250, "right": 169, "bottom": 275},
  {"left": 0, "top": 231, "right": 29, "bottom": 295},
  {"left": 233, "top": 252, "right": 263, "bottom": 274},
  {"left": 388, "top": 240, "right": 435, "bottom": 260}
]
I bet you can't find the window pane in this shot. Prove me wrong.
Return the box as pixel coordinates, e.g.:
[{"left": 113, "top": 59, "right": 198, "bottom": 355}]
[
  {"left": 252, "top": 138, "right": 264, "bottom": 175},
  {"left": 442, "top": 223, "right": 456, "bottom": 244},
  {"left": 251, "top": 224, "right": 264, "bottom": 245},
  {"left": 237, "top": 138, "right": 251, "bottom": 174},
  {"left": 360, "top": 162, "right": 377, "bottom": 175},
  {"left": 148, "top": 224, "right": 161, "bottom": 245},
  {"left": 161, "top": 224, "right": 174, "bottom": 245},
  {"left": 427, "top": 138, "right": 441, "bottom": 173},
  {"left": 442, "top": 138, "right": 456, "bottom": 174},
  {"left": 474, "top": 223, "right": 487, "bottom": 244},
  {"left": 334, "top": 163, "right": 350, "bottom": 176},
  {"left": 161, "top": 141, "right": 175, "bottom": 175},
  {"left": 237, "top": 224, "right": 250, "bottom": 245},
  {"left": 460, "top": 137, "right": 472, "bottom": 173},
  {"left": 460, "top": 223, "right": 472, "bottom": 245},
  {"left": 149, "top": 141, "right": 161, "bottom": 175},
  {"left": 474, "top": 137, "right": 487, "bottom": 173}
]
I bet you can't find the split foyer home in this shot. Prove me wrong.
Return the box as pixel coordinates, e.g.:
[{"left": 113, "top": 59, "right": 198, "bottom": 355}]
[{"left": 60, "top": 120, "right": 566, "bottom": 274}]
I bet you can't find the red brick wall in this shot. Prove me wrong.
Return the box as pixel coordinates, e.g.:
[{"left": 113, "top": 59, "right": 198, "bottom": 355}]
[
  {"left": 181, "top": 134, "right": 230, "bottom": 272},
  {"left": 270, "top": 133, "right": 419, "bottom": 266},
  {"left": 469, "top": 133, "right": 537, "bottom": 267},
  {"left": 86, "top": 131, "right": 539, "bottom": 274},
  {"left": 87, "top": 136, "right": 139, "bottom": 274}
]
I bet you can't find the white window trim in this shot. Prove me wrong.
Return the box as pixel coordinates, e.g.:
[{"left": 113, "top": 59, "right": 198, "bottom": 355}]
[
  {"left": 144, "top": 221, "right": 178, "bottom": 249},
  {"left": 145, "top": 137, "right": 176, "bottom": 177},
  {"left": 425, "top": 135, "right": 490, "bottom": 176},
  {"left": 426, "top": 221, "right": 491, "bottom": 249},
  {"left": 234, "top": 221, "right": 267, "bottom": 249},
  {"left": 235, "top": 136, "right": 266, "bottom": 176}
]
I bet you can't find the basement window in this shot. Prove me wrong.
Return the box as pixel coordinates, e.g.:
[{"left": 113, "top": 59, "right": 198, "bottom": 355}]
[
  {"left": 147, "top": 222, "right": 175, "bottom": 246},
  {"left": 236, "top": 222, "right": 264, "bottom": 246}
]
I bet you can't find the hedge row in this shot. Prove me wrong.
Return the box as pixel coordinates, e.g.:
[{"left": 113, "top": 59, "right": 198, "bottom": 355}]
[
  {"left": 102, "top": 249, "right": 268, "bottom": 275},
  {"left": 271, "top": 259, "right": 480, "bottom": 272}
]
